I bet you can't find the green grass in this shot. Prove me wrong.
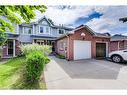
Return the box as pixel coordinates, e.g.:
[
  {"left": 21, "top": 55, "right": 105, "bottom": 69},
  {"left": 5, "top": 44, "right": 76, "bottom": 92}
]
[{"left": 0, "top": 57, "right": 46, "bottom": 89}]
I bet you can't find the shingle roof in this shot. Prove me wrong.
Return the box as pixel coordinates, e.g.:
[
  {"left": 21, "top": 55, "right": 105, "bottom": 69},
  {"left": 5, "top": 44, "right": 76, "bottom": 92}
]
[
  {"left": 30, "top": 35, "right": 57, "bottom": 40},
  {"left": 6, "top": 33, "right": 19, "bottom": 39},
  {"left": 57, "top": 25, "right": 111, "bottom": 40},
  {"left": 20, "top": 16, "right": 74, "bottom": 30},
  {"left": 111, "top": 34, "right": 127, "bottom": 41}
]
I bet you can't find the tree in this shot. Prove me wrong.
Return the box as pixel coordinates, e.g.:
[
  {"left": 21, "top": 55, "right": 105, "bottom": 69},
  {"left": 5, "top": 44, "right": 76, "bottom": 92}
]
[
  {"left": 119, "top": 17, "right": 127, "bottom": 23},
  {"left": 0, "top": 5, "right": 47, "bottom": 32},
  {"left": 0, "top": 32, "right": 7, "bottom": 46},
  {"left": 0, "top": 5, "right": 47, "bottom": 46}
]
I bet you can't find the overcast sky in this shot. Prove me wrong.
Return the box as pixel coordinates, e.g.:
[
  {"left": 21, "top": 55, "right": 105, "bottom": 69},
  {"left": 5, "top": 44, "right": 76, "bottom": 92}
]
[{"left": 34, "top": 6, "right": 127, "bottom": 35}]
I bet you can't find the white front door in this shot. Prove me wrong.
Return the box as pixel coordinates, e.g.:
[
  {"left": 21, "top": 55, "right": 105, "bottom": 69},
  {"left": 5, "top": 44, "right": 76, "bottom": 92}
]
[{"left": 74, "top": 40, "right": 91, "bottom": 60}]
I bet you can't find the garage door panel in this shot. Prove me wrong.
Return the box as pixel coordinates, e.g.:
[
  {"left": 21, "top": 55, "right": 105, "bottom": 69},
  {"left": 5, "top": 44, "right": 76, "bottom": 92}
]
[{"left": 74, "top": 40, "right": 91, "bottom": 60}]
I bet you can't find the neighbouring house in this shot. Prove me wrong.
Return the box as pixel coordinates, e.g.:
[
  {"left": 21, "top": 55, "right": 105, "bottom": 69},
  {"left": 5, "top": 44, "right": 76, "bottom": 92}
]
[
  {"left": 110, "top": 34, "right": 127, "bottom": 52},
  {"left": 1, "top": 16, "right": 73, "bottom": 58},
  {"left": 56, "top": 25, "right": 111, "bottom": 60}
]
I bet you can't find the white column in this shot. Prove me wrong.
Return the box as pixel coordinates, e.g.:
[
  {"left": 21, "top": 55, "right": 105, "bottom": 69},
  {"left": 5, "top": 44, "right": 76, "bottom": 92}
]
[
  {"left": 17, "top": 24, "right": 19, "bottom": 34},
  {"left": 13, "top": 39, "right": 16, "bottom": 57},
  {"left": 33, "top": 25, "right": 34, "bottom": 34},
  {"left": 118, "top": 41, "right": 120, "bottom": 50},
  {"left": 23, "top": 27, "right": 25, "bottom": 34}
]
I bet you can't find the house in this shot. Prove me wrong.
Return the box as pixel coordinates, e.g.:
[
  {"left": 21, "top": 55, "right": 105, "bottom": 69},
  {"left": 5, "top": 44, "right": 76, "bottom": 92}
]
[
  {"left": 110, "top": 34, "right": 127, "bottom": 52},
  {"left": 1, "top": 16, "right": 73, "bottom": 58},
  {"left": 56, "top": 25, "right": 111, "bottom": 60}
]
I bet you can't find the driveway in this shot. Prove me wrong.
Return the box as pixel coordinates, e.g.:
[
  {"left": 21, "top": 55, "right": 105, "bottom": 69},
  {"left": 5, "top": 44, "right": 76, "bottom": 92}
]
[{"left": 44, "top": 56, "right": 127, "bottom": 89}]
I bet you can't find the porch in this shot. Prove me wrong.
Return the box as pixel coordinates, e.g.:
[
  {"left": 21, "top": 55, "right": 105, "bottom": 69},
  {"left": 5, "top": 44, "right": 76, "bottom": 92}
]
[
  {"left": 2, "top": 39, "right": 20, "bottom": 58},
  {"left": 33, "top": 39, "right": 56, "bottom": 52}
]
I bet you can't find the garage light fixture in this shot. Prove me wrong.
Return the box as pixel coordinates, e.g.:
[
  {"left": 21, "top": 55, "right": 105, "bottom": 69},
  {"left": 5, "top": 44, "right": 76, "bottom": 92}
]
[{"left": 81, "top": 33, "right": 85, "bottom": 40}]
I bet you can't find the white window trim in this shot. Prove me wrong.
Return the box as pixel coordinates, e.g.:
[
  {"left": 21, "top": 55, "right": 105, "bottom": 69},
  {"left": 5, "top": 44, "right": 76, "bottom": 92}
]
[
  {"left": 22, "top": 27, "right": 32, "bottom": 35},
  {"left": 45, "top": 26, "right": 50, "bottom": 35},
  {"left": 32, "top": 25, "right": 34, "bottom": 34},
  {"left": 39, "top": 25, "right": 51, "bottom": 35}
]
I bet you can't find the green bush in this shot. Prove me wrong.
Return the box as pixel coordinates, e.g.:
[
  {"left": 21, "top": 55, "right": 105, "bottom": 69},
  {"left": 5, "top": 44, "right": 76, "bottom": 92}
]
[
  {"left": 44, "top": 56, "right": 50, "bottom": 64},
  {"left": 56, "top": 54, "right": 65, "bottom": 59},
  {"left": 21, "top": 44, "right": 52, "bottom": 56},
  {"left": 26, "top": 51, "right": 46, "bottom": 84}
]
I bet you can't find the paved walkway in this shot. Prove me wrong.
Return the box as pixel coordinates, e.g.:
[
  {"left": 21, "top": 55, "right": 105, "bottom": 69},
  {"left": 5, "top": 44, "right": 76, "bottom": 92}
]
[
  {"left": 0, "top": 59, "right": 8, "bottom": 64},
  {"left": 44, "top": 56, "right": 127, "bottom": 89}
]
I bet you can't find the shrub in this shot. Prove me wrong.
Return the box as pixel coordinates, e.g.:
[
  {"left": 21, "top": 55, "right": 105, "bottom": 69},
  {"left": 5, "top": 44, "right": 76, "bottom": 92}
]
[
  {"left": 44, "top": 56, "right": 50, "bottom": 64},
  {"left": 26, "top": 51, "right": 46, "bottom": 84},
  {"left": 56, "top": 54, "right": 65, "bottom": 59},
  {"left": 21, "top": 44, "right": 52, "bottom": 56}
]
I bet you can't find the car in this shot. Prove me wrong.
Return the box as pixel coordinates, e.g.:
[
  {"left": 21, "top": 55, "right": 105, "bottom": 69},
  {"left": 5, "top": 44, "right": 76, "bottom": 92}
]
[{"left": 109, "top": 49, "right": 127, "bottom": 63}]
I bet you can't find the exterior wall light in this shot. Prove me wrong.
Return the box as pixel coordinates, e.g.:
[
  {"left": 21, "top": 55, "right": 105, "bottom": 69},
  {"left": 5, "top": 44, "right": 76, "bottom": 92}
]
[{"left": 81, "top": 32, "right": 85, "bottom": 40}]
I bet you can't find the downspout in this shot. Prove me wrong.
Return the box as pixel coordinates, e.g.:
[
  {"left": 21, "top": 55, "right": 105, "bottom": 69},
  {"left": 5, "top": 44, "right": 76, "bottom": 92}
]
[{"left": 64, "top": 33, "right": 70, "bottom": 61}]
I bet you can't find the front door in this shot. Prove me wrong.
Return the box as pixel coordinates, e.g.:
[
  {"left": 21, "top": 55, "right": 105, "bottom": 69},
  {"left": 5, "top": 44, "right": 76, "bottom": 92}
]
[
  {"left": 8, "top": 40, "right": 13, "bottom": 56},
  {"left": 96, "top": 43, "right": 106, "bottom": 59}
]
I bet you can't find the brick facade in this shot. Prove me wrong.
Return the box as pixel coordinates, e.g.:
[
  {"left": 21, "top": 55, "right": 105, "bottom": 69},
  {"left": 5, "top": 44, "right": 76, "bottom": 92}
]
[
  {"left": 2, "top": 39, "right": 21, "bottom": 58},
  {"left": 56, "top": 27, "right": 110, "bottom": 60},
  {"left": 110, "top": 40, "right": 127, "bottom": 52}
]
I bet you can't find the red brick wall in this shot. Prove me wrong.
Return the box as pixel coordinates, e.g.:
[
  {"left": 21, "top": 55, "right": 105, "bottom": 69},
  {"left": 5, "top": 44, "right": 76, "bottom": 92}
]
[
  {"left": 2, "top": 44, "right": 8, "bottom": 57},
  {"left": 124, "top": 40, "right": 127, "bottom": 49},
  {"left": 119, "top": 41, "right": 124, "bottom": 50},
  {"left": 110, "top": 40, "right": 127, "bottom": 52},
  {"left": 15, "top": 40, "right": 21, "bottom": 56},
  {"left": 2, "top": 40, "right": 21, "bottom": 58}
]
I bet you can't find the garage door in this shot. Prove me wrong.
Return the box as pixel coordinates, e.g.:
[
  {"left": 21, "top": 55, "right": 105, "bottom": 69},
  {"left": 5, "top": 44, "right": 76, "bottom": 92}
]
[{"left": 74, "top": 40, "right": 91, "bottom": 60}]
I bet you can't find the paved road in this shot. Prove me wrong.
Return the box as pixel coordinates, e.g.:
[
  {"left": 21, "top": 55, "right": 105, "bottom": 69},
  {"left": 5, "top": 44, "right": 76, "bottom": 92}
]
[{"left": 44, "top": 56, "right": 127, "bottom": 89}]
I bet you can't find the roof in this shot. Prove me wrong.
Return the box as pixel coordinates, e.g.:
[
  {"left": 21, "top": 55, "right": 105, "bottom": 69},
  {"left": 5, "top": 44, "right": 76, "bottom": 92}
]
[
  {"left": 52, "top": 25, "right": 73, "bottom": 30},
  {"left": 57, "top": 25, "right": 111, "bottom": 40},
  {"left": 31, "top": 35, "right": 57, "bottom": 40},
  {"left": 20, "top": 16, "right": 74, "bottom": 30},
  {"left": 111, "top": 34, "right": 127, "bottom": 41},
  {"left": 6, "top": 33, "right": 19, "bottom": 39}
]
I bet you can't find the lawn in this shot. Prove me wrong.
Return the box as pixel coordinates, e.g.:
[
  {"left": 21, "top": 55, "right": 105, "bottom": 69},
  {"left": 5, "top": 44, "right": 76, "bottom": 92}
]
[{"left": 0, "top": 57, "right": 46, "bottom": 89}]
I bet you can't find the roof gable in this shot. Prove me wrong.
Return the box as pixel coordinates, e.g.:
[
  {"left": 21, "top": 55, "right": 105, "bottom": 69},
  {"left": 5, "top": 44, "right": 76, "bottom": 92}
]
[{"left": 37, "top": 16, "right": 54, "bottom": 26}]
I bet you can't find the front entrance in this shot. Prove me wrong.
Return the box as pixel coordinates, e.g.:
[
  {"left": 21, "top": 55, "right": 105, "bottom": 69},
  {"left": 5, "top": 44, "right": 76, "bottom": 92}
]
[
  {"left": 7, "top": 40, "right": 13, "bottom": 56},
  {"left": 96, "top": 43, "right": 106, "bottom": 59},
  {"left": 34, "top": 39, "right": 55, "bottom": 52}
]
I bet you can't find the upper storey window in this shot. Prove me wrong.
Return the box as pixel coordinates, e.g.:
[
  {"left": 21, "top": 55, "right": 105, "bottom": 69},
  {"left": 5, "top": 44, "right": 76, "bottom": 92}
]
[
  {"left": 40, "top": 26, "right": 50, "bottom": 34},
  {"left": 59, "top": 29, "right": 64, "bottom": 34},
  {"left": 46, "top": 27, "right": 49, "bottom": 34},
  {"left": 40, "top": 27, "right": 44, "bottom": 33},
  {"left": 28, "top": 29, "right": 32, "bottom": 34},
  {"left": 23, "top": 27, "right": 32, "bottom": 35}
]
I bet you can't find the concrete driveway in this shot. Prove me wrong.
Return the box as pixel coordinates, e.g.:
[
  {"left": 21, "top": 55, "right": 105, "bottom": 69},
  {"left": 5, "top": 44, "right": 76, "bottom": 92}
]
[{"left": 44, "top": 56, "right": 127, "bottom": 89}]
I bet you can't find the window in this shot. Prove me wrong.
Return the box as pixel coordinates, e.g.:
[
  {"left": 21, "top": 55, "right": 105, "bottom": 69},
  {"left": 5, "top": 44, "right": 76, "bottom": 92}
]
[
  {"left": 40, "top": 27, "right": 44, "bottom": 33},
  {"left": 59, "top": 29, "right": 64, "bottom": 34},
  {"left": 28, "top": 29, "right": 32, "bottom": 34},
  {"left": 46, "top": 27, "right": 49, "bottom": 34}
]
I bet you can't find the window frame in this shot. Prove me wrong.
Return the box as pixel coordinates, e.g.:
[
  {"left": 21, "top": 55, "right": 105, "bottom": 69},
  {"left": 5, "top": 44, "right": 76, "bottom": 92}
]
[
  {"left": 39, "top": 26, "right": 50, "bottom": 34},
  {"left": 59, "top": 29, "right": 65, "bottom": 34},
  {"left": 39, "top": 26, "right": 44, "bottom": 34}
]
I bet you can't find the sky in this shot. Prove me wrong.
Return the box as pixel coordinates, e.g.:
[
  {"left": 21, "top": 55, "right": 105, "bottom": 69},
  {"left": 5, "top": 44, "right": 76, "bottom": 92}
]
[{"left": 34, "top": 6, "right": 127, "bottom": 35}]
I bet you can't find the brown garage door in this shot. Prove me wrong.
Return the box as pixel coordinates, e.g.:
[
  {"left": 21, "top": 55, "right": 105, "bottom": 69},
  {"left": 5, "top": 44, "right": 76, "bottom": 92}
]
[{"left": 96, "top": 43, "right": 106, "bottom": 59}]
